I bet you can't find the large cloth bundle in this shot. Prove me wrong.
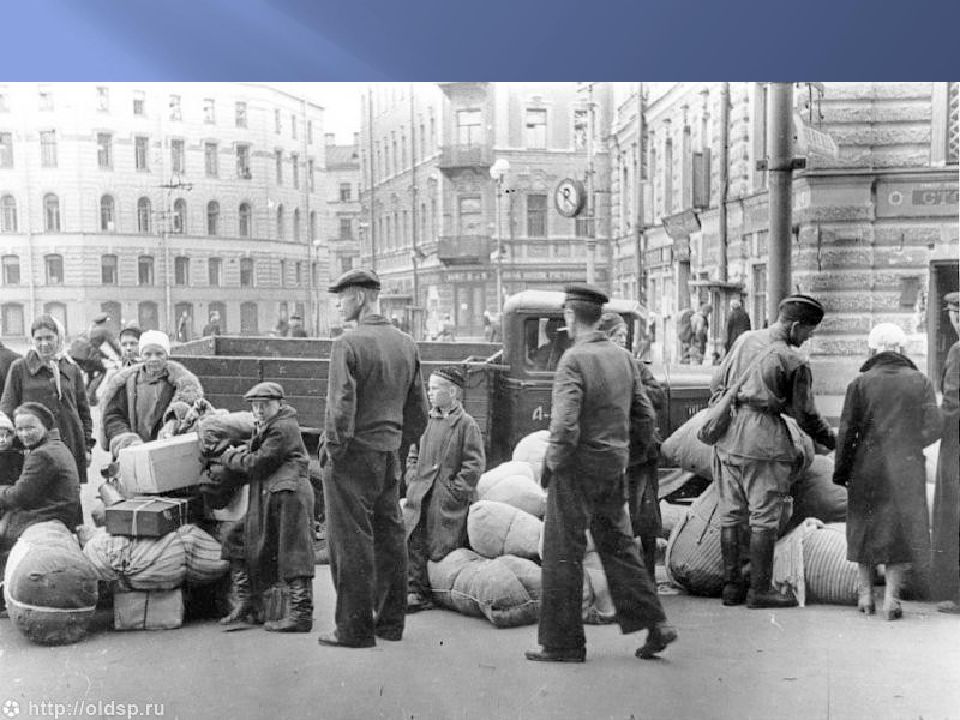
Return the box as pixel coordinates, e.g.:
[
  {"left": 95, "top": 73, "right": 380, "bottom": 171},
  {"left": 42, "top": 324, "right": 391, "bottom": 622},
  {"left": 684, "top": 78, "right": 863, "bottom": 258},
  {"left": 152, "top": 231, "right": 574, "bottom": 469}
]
[
  {"left": 660, "top": 409, "right": 714, "bottom": 478},
  {"left": 197, "top": 412, "right": 255, "bottom": 455},
  {"left": 467, "top": 500, "right": 542, "bottom": 560},
  {"left": 477, "top": 463, "right": 546, "bottom": 518},
  {"left": 3, "top": 521, "right": 99, "bottom": 645},
  {"left": 82, "top": 527, "right": 186, "bottom": 590},
  {"left": 773, "top": 520, "right": 858, "bottom": 606},
  {"left": 664, "top": 483, "right": 724, "bottom": 596},
  {"left": 175, "top": 524, "right": 229, "bottom": 585},
  {"left": 512, "top": 431, "right": 550, "bottom": 485},
  {"left": 791, "top": 456, "right": 847, "bottom": 525},
  {"left": 428, "top": 548, "right": 541, "bottom": 627}
]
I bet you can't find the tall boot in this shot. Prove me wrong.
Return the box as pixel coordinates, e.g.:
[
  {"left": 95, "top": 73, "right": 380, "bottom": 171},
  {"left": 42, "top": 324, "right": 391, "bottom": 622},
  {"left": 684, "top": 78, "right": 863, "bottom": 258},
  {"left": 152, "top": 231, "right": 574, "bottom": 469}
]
[
  {"left": 883, "top": 564, "right": 904, "bottom": 621},
  {"left": 220, "top": 563, "right": 255, "bottom": 625},
  {"left": 264, "top": 577, "right": 314, "bottom": 633},
  {"left": 746, "top": 528, "right": 797, "bottom": 609},
  {"left": 639, "top": 534, "right": 657, "bottom": 587},
  {"left": 721, "top": 526, "right": 746, "bottom": 606}
]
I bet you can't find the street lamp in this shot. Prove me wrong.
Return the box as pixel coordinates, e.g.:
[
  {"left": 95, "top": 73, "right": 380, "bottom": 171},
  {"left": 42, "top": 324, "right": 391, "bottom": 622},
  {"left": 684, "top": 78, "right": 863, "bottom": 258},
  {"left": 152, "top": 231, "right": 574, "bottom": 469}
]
[{"left": 489, "top": 158, "right": 510, "bottom": 314}]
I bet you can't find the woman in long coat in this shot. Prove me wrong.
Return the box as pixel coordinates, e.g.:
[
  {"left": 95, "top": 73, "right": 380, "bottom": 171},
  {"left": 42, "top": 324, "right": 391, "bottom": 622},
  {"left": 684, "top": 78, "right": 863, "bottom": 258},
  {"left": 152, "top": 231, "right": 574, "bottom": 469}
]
[
  {"left": 0, "top": 315, "right": 92, "bottom": 484},
  {"left": 833, "top": 324, "right": 941, "bottom": 620}
]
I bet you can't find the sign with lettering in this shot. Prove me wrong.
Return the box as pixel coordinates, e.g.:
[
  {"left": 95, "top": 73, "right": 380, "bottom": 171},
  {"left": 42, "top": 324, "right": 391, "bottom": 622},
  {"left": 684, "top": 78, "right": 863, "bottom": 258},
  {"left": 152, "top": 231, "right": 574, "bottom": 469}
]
[
  {"left": 877, "top": 182, "right": 960, "bottom": 218},
  {"left": 662, "top": 209, "right": 701, "bottom": 239}
]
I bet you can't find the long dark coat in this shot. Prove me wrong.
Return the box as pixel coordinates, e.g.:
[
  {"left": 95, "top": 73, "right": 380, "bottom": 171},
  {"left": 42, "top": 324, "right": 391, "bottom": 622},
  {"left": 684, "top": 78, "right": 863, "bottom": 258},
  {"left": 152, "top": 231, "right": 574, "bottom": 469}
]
[
  {"left": 932, "top": 341, "right": 960, "bottom": 600},
  {"left": 402, "top": 404, "right": 485, "bottom": 560},
  {"left": 220, "top": 404, "right": 315, "bottom": 591},
  {"left": 833, "top": 353, "right": 941, "bottom": 566},
  {"left": 0, "top": 342, "right": 21, "bottom": 396},
  {"left": 0, "top": 352, "right": 92, "bottom": 484}
]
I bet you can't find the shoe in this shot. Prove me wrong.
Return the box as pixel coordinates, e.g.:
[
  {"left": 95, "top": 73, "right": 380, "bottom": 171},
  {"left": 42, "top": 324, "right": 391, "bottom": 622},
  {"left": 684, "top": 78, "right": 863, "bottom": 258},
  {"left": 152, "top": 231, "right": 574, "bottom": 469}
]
[
  {"left": 375, "top": 628, "right": 403, "bottom": 642},
  {"left": 936, "top": 600, "right": 960, "bottom": 614},
  {"left": 524, "top": 646, "right": 586, "bottom": 663},
  {"left": 317, "top": 630, "right": 376, "bottom": 648},
  {"left": 406, "top": 593, "right": 433, "bottom": 614},
  {"left": 857, "top": 600, "right": 876, "bottom": 615},
  {"left": 885, "top": 602, "right": 902, "bottom": 621},
  {"left": 636, "top": 623, "right": 678, "bottom": 659}
]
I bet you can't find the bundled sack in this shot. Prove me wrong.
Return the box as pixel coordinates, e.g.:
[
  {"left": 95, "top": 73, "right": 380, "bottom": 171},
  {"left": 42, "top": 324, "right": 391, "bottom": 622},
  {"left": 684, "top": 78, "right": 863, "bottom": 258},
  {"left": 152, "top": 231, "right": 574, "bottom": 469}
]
[
  {"left": 3, "top": 521, "right": 99, "bottom": 646},
  {"left": 660, "top": 409, "right": 714, "bottom": 478},
  {"left": 197, "top": 411, "right": 255, "bottom": 456},
  {"left": 467, "top": 500, "right": 543, "bottom": 560},
  {"left": 428, "top": 548, "right": 541, "bottom": 628},
  {"left": 512, "top": 431, "right": 550, "bottom": 485},
  {"left": 790, "top": 456, "right": 847, "bottom": 526},
  {"left": 477, "top": 464, "right": 546, "bottom": 518},
  {"left": 82, "top": 527, "right": 186, "bottom": 590},
  {"left": 175, "top": 524, "right": 229, "bottom": 585},
  {"left": 773, "top": 520, "right": 858, "bottom": 606}
]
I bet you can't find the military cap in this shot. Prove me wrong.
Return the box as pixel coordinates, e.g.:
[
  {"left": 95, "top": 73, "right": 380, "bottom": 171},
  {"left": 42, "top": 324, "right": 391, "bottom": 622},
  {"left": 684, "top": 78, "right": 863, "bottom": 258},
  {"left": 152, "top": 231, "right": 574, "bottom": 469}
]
[
  {"left": 563, "top": 284, "right": 609, "bottom": 306},
  {"left": 119, "top": 321, "right": 142, "bottom": 340},
  {"left": 432, "top": 366, "right": 465, "bottom": 388},
  {"left": 328, "top": 268, "right": 381, "bottom": 294},
  {"left": 244, "top": 382, "right": 285, "bottom": 401},
  {"left": 92, "top": 312, "right": 110, "bottom": 324},
  {"left": 944, "top": 291, "right": 960, "bottom": 310},
  {"left": 778, "top": 293, "right": 825, "bottom": 325}
]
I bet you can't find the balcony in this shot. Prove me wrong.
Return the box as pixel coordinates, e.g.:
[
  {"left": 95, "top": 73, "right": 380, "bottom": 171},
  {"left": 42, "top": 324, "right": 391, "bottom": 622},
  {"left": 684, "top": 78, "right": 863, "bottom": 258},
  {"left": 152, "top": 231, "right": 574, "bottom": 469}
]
[
  {"left": 438, "top": 144, "right": 493, "bottom": 171},
  {"left": 437, "top": 234, "right": 491, "bottom": 265}
]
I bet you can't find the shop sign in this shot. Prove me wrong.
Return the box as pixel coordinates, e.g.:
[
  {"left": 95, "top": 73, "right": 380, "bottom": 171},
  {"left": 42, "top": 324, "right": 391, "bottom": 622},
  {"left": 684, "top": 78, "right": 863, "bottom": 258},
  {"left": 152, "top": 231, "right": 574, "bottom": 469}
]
[{"left": 877, "top": 182, "right": 959, "bottom": 218}]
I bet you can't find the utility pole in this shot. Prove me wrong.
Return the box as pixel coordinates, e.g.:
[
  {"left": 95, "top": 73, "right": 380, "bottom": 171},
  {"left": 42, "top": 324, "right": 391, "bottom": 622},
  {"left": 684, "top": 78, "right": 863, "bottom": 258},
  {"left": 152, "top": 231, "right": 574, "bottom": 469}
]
[
  {"left": 409, "top": 83, "right": 420, "bottom": 337},
  {"left": 158, "top": 174, "right": 192, "bottom": 336},
  {"left": 766, "top": 82, "right": 796, "bottom": 321},
  {"left": 585, "top": 82, "right": 597, "bottom": 284},
  {"left": 367, "top": 86, "right": 377, "bottom": 272}
]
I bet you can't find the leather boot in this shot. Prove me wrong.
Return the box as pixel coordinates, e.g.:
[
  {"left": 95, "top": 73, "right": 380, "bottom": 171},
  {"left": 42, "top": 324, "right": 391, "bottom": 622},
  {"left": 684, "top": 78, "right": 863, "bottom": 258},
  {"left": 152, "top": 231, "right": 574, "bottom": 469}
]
[
  {"left": 746, "top": 528, "right": 797, "bottom": 609},
  {"left": 264, "top": 577, "right": 314, "bottom": 633},
  {"left": 721, "top": 526, "right": 746, "bottom": 606},
  {"left": 220, "top": 563, "right": 256, "bottom": 625}
]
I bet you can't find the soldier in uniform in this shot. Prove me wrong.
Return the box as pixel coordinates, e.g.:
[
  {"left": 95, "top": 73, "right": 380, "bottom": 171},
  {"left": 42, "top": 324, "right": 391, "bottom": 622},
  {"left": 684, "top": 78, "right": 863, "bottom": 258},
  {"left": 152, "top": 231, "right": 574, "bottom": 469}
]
[
  {"left": 318, "top": 268, "right": 429, "bottom": 648},
  {"left": 527, "top": 285, "right": 677, "bottom": 664},
  {"left": 713, "top": 294, "right": 836, "bottom": 609}
]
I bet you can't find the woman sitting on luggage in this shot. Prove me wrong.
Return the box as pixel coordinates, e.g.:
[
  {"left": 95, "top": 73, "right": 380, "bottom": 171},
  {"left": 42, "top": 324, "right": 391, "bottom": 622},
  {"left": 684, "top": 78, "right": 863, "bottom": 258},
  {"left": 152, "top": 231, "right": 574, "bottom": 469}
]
[{"left": 210, "top": 382, "right": 316, "bottom": 633}]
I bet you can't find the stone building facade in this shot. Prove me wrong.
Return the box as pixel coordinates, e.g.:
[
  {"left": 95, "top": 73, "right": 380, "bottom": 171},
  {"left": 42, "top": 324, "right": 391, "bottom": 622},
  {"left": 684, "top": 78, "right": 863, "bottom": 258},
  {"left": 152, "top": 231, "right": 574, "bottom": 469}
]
[
  {"left": 0, "top": 82, "right": 328, "bottom": 341},
  {"left": 319, "top": 132, "right": 361, "bottom": 332}
]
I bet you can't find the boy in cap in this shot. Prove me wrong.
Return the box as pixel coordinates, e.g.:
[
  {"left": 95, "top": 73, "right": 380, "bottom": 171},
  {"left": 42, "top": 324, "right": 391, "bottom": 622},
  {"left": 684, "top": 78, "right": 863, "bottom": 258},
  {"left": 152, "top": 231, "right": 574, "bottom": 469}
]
[
  {"left": 118, "top": 322, "right": 142, "bottom": 367},
  {"left": 212, "top": 382, "right": 316, "bottom": 632},
  {"left": 402, "top": 366, "right": 485, "bottom": 612}
]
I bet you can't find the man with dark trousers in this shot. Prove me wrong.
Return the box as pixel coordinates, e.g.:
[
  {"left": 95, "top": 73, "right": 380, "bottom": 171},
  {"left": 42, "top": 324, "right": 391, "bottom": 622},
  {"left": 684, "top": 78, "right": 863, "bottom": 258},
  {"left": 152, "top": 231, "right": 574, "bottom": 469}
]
[
  {"left": 527, "top": 285, "right": 677, "bottom": 664},
  {"left": 318, "top": 268, "right": 428, "bottom": 648}
]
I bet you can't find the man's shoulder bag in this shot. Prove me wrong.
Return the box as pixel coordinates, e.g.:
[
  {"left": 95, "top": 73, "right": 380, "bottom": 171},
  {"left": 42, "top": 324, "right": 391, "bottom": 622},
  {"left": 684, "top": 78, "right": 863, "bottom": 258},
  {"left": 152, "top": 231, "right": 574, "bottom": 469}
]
[{"left": 697, "top": 345, "right": 774, "bottom": 446}]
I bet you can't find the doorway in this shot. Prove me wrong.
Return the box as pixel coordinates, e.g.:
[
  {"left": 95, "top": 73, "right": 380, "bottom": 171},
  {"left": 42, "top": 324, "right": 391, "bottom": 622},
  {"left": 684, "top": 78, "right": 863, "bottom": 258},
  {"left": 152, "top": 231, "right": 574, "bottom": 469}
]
[{"left": 929, "top": 260, "right": 960, "bottom": 388}]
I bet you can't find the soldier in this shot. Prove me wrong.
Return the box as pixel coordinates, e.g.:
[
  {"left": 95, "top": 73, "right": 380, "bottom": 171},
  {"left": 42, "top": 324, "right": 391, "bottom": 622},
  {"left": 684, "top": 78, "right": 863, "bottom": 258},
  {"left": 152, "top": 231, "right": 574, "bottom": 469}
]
[
  {"left": 713, "top": 294, "right": 836, "bottom": 609},
  {"left": 318, "top": 268, "right": 428, "bottom": 648},
  {"left": 527, "top": 285, "right": 676, "bottom": 664}
]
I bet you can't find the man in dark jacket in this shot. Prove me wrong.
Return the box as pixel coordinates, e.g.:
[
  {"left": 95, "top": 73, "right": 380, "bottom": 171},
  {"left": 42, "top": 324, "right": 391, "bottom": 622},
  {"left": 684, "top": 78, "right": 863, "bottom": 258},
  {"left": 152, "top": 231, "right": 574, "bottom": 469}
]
[
  {"left": 319, "top": 268, "right": 429, "bottom": 648},
  {"left": 724, "top": 299, "right": 752, "bottom": 354},
  {"left": 527, "top": 285, "right": 676, "bottom": 664},
  {"left": 0, "top": 340, "right": 20, "bottom": 396},
  {"left": 201, "top": 312, "right": 222, "bottom": 338}
]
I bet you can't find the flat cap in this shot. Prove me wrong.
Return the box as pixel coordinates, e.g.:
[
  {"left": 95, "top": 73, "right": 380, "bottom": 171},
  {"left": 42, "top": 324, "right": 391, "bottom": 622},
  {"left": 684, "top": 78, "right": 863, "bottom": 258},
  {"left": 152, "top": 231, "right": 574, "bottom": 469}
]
[
  {"left": 944, "top": 291, "right": 960, "bottom": 310},
  {"left": 328, "top": 268, "right": 381, "bottom": 294},
  {"left": 564, "top": 284, "right": 609, "bottom": 306},
  {"left": 432, "top": 366, "right": 465, "bottom": 388},
  {"left": 778, "top": 293, "right": 825, "bottom": 325},
  {"left": 92, "top": 312, "right": 110, "bottom": 324},
  {"left": 244, "top": 382, "right": 285, "bottom": 401},
  {"left": 119, "top": 321, "right": 142, "bottom": 340}
]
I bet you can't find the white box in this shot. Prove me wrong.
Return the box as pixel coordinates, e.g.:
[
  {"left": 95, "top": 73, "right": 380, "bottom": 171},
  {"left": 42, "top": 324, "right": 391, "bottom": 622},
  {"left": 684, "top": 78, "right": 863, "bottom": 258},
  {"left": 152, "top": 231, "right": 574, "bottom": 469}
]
[{"left": 117, "top": 433, "right": 204, "bottom": 495}]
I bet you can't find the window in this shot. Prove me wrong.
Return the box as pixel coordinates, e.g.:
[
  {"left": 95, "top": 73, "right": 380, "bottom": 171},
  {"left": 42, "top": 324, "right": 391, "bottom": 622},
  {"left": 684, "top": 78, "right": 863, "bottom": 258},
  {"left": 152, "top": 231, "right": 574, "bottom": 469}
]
[
  {"left": 238, "top": 203, "right": 251, "bottom": 237},
  {"left": 293, "top": 208, "right": 301, "bottom": 242},
  {"left": 526, "top": 194, "right": 547, "bottom": 237},
  {"left": 240, "top": 301, "right": 258, "bottom": 334},
  {"left": 96, "top": 132, "right": 113, "bottom": 169},
  {"left": 279, "top": 259, "right": 287, "bottom": 287},
  {"left": 100, "top": 195, "right": 115, "bottom": 231},
  {"left": 291, "top": 153, "right": 299, "bottom": 189},
  {"left": 932, "top": 81, "right": 959, "bottom": 166},
  {"left": 240, "top": 258, "right": 254, "bottom": 288},
  {"left": 0, "top": 132, "right": 12, "bottom": 167},
  {"left": 275, "top": 204, "right": 285, "bottom": 240},
  {"left": 693, "top": 149, "right": 711, "bottom": 209},
  {"left": 457, "top": 196, "right": 482, "bottom": 237},
  {"left": 291, "top": 114, "right": 297, "bottom": 140},
  {"left": 101, "top": 255, "right": 118, "bottom": 285},
  {"left": 209, "top": 301, "right": 227, "bottom": 331},
  {"left": 138, "top": 256, "right": 155, "bottom": 286},
  {"left": 43, "top": 193, "right": 60, "bottom": 231},
  {"left": 40, "top": 130, "right": 57, "bottom": 167},
  {"left": 204, "top": 142, "right": 218, "bottom": 177},
  {"left": 206, "top": 201, "right": 219, "bottom": 235},
  {"left": 401, "top": 129, "right": 406, "bottom": 168},
  {"left": 664, "top": 137, "right": 674, "bottom": 215},
  {"left": 174, "top": 256, "right": 190, "bottom": 286},
  {"left": 525, "top": 109, "right": 547, "bottom": 149},
  {"left": 339, "top": 217, "right": 352, "bottom": 240},
  {"left": 574, "top": 110, "right": 588, "bottom": 149},
  {"left": 133, "top": 90, "right": 145, "bottom": 115},
  {"left": 235, "top": 101, "right": 247, "bottom": 127},
  {"left": 1, "top": 195, "right": 16, "bottom": 232},
  {"left": 135, "top": 136, "right": 149, "bottom": 170},
  {"left": 170, "top": 139, "right": 185, "bottom": 174},
  {"left": 339, "top": 183, "right": 351, "bottom": 202},
  {"left": 307, "top": 159, "right": 314, "bottom": 191},
  {"left": 38, "top": 90, "right": 53, "bottom": 111},
  {"left": 44, "top": 254, "right": 63, "bottom": 285},
  {"left": 1, "top": 303, "right": 24, "bottom": 335},
  {"left": 292, "top": 262, "right": 301, "bottom": 287},
  {"left": 307, "top": 120, "right": 313, "bottom": 144},
  {"left": 236, "top": 144, "right": 250, "bottom": 178},
  {"left": 169, "top": 95, "right": 181, "bottom": 121},
  {"left": 173, "top": 198, "right": 186, "bottom": 233},
  {"left": 456, "top": 110, "right": 482, "bottom": 145},
  {"left": 275, "top": 109, "right": 282, "bottom": 134},
  {"left": 97, "top": 86, "right": 109, "bottom": 111},
  {"left": 203, "top": 98, "right": 215, "bottom": 124},
  {"left": 135, "top": 197, "right": 150, "bottom": 233},
  {"left": 2, "top": 255, "right": 19, "bottom": 285},
  {"left": 275, "top": 150, "right": 283, "bottom": 184},
  {"left": 420, "top": 122, "right": 426, "bottom": 159},
  {"left": 309, "top": 210, "right": 317, "bottom": 241},
  {"left": 208, "top": 257, "right": 222, "bottom": 287}
]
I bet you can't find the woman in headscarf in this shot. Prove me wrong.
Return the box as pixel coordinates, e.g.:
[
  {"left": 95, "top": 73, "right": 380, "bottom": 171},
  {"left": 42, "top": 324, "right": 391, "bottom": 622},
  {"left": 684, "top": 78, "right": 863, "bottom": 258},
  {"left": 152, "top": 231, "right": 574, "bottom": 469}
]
[
  {"left": 833, "top": 323, "right": 941, "bottom": 620},
  {"left": 0, "top": 315, "right": 93, "bottom": 484}
]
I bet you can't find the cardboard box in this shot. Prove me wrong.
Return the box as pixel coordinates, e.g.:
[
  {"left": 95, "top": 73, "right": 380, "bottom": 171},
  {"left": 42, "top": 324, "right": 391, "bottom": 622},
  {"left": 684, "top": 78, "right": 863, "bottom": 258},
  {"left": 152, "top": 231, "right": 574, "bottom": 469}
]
[
  {"left": 118, "top": 433, "right": 204, "bottom": 495},
  {"left": 114, "top": 588, "right": 184, "bottom": 630},
  {"left": 105, "top": 496, "right": 200, "bottom": 537}
]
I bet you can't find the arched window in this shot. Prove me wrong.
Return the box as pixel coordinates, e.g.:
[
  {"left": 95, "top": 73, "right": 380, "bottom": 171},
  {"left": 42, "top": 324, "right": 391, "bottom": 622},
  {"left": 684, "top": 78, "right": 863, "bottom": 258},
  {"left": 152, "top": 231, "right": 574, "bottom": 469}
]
[
  {"left": 309, "top": 210, "right": 317, "bottom": 242},
  {"left": 1, "top": 194, "right": 17, "bottom": 233},
  {"left": 137, "top": 197, "right": 151, "bottom": 233},
  {"left": 207, "top": 200, "right": 219, "bottom": 236},
  {"left": 100, "top": 194, "right": 115, "bottom": 232},
  {"left": 276, "top": 204, "right": 285, "bottom": 241},
  {"left": 173, "top": 198, "right": 186, "bottom": 234},
  {"left": 238, "top": 202, "right": 251, "bottom": 237},
  {"left": 43, "top": 193, "right": 60, "bottom": 232},
  {"left": 293, "top": 208, "right": 301, "bottom": 242}
]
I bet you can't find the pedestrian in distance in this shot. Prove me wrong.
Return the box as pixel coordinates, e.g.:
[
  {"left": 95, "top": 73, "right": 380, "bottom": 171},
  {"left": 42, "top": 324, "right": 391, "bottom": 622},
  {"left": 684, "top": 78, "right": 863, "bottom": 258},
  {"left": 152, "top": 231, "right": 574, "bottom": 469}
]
[
  {"left": 402, "top": 366, "right": 485, "bottom": 612},
  {"left": 202, "top": 312, "right": 222, "bottom": 338},
  {"left": 288, "top": 314, "right": 308, "bottom": 338},
  {"left": 526, "top": 285, "right": 676, "bottom": 664},
  {"left": 689, "top": 303, "right": 712, "bottom": 365},
  {"left": 318, "top": 268, "right": 429, "bottom": 648},
  {"left": 833, "top": 323, "right": 941, "bottom": 620},
  {"left": 724, "top": 298, "right": 752, "bottom": 354}
]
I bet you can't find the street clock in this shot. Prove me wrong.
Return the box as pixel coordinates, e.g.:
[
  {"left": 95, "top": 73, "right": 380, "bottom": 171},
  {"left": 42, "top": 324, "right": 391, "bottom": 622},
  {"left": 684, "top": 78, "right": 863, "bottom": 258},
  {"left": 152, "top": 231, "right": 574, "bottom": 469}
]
[{"left": 554, "top": 178, "right": 586, "bottom": 218}]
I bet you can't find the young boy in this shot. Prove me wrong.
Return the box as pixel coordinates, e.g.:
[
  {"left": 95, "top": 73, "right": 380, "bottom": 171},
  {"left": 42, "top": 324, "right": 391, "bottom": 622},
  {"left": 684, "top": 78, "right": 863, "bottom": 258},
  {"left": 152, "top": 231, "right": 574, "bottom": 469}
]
[
  {"left": 402, "top": 366, "right": 485, "bottom": 612},
  {"left": 0, "top": 411, "right": 23, "bottom": 486}
]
